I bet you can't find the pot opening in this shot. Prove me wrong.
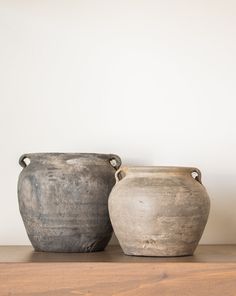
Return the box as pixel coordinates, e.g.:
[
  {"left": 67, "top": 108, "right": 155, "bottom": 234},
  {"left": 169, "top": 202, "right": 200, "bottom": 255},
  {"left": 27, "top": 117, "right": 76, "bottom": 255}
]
[
  {"left": 19, "top": 153, "right": 121, "bottom": 169},
  {"left": 116, "top": 166, "right": 202, "bottom": 184},
  {"left": 121, "top": 166, "right": 195, "bottom": 173}
]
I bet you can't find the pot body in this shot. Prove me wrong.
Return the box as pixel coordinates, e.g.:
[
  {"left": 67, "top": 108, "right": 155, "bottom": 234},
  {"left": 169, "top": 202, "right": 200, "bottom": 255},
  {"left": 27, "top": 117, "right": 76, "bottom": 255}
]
[
  {"left": 109, "top": 166, "right": 210, "bottom": 256},
  {"left": 18, "top": 153, "right": 121, "bottom": 252}
]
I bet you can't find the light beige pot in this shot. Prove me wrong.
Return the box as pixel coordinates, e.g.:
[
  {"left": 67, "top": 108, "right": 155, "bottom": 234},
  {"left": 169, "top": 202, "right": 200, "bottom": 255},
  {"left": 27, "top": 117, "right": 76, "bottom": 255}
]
[{"left": 108, "top": 166, "right": 210, "bottom": 257}]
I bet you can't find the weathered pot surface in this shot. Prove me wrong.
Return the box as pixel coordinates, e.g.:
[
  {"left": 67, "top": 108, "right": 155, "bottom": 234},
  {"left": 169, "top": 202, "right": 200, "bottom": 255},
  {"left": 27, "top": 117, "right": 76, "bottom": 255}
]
[
  {"left": 18, "top": 153, "right": 121, "bottom": 252},
  {"left": 108, "top": 166, "right": 210, "bottom": 257}
]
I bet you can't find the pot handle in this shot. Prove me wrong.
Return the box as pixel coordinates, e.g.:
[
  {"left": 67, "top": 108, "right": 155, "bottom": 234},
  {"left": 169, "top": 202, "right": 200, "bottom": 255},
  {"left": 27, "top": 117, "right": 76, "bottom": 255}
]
[
  {"left": 115, "top": 168, "right": 126, "bottom": 183},
  {"left": 190, "top": 167, "right": 202, "bottom": 184},
  {"left": 19, "top": 154, "right": 30, "bottom": 168},
  {"left": 109, "top": 154, "right": 122, "bottom": 170}
]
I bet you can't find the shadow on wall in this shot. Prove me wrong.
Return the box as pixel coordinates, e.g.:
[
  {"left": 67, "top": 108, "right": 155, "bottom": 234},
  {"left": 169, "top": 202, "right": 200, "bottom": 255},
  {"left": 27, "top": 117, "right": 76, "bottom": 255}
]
[{"left": 202, "top": 172, "right": 236, "bottom": 244}]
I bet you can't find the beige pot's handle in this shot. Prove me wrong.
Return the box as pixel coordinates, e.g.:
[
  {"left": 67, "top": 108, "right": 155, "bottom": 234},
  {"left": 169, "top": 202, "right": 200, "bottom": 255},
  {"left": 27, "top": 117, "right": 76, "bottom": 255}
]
[
  {"left": 190, "top": 167, "right": 202, "bottom": 184},
  {"left": 115, "top": 168, "right": 127, "bottom": 183},
  {"left": 19, "top": 154, "right": 30, "bottom": 168},
  {"left": 109, "top": 154, "right": 122, "bottom": 170}
]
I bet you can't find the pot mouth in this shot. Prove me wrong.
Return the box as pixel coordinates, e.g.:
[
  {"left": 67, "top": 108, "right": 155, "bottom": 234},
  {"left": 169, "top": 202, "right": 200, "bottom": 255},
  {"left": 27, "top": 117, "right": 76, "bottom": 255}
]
[
  {"left": 19, "top": 153, "right": 121, "bottom": 169},
  {"left": 120, "top": 166, "right": 198, "bottom": 172},
  {"left": 20, "top": 152, "right": 114, "bottom": 157},
  {"left": 115, "top": 166, "right": 202, "bottom": 184}
]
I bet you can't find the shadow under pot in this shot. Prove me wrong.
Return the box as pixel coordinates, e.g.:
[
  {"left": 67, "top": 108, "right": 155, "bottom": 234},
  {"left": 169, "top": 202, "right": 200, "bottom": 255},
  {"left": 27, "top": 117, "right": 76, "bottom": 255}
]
[
  {"left": 108, "top": 166, "right": 210, "bottom": 257},
  {"left": 18, "top": 153, "right": 121, "bottom": 252}
]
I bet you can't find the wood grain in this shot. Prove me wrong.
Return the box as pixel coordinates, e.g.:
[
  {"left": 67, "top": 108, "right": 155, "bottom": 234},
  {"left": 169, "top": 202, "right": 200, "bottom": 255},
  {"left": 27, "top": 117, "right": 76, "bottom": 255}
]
[
  {"left": 1, "top": 245, "right": 236, "bottom": 262},
  {"left": 0, "top": 245, "right": 236, "bottom": 296}
]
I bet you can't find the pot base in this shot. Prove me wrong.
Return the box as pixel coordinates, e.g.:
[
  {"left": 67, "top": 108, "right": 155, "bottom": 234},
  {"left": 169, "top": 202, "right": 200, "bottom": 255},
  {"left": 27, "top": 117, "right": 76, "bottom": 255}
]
[
  {"left": 123, "top": 250, "right": 194, "bottom": 257},
  {"left": 121, "top": 244, "right": 196, "bottom": 257},
  {"left": 30, "top": 235, "right": 112, "bottom": 253}
]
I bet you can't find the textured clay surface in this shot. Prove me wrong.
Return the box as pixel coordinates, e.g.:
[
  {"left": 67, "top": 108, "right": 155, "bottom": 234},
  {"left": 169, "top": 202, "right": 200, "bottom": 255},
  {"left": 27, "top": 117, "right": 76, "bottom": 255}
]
[
  {"left": 109, "top": 166, "right": 210, "bottom": 257},
  {"left": 18, "top": 153, "right": 121, "bottom": 252}
]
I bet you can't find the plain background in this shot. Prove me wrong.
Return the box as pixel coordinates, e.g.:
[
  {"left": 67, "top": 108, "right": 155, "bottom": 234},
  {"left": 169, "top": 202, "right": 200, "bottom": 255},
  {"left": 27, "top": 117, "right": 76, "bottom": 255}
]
[{"left": 0, "top": 0, "right": 236, "bottom": 245}]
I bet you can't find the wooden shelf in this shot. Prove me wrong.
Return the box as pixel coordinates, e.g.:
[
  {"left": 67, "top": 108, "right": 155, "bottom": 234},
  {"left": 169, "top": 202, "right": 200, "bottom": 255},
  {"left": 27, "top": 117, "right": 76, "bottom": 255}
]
[{"left": 1, "top": 245, "right": 236, "bottom": 295}]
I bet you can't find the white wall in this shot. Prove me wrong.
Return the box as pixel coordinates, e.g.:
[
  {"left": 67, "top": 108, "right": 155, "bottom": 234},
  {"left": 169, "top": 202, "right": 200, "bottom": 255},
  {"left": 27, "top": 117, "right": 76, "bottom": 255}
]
[{"left": 0, "top": 0, "right": 236, "bottom": 245}]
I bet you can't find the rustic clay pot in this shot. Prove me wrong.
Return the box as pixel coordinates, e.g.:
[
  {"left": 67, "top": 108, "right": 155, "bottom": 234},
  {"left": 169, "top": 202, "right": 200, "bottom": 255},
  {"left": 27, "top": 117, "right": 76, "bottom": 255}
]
[
  {"left": 18, "top": 153, "right": 121, "bottom": 252},
  {"left": 109, "top": 166, "right": 210, "bottom": 257}
]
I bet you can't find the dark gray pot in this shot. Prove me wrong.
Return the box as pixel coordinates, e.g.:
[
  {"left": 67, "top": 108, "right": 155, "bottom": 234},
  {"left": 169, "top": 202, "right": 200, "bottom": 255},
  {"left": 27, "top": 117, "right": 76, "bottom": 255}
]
[{"left": 18, "top": 153, "right": 121, "bottom": 252}]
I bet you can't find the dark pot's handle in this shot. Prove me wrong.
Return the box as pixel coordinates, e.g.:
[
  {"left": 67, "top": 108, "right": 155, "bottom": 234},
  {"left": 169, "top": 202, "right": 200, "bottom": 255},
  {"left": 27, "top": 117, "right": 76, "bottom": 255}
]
[
  {"left": 19, "top": 154, "right": 30, "bottom": 168},
  {"left": 109, "top": 154, "right": 122, "bottom": 170},
  {"left": 190, "top": 167, "right": 202, "bottom": 184}
]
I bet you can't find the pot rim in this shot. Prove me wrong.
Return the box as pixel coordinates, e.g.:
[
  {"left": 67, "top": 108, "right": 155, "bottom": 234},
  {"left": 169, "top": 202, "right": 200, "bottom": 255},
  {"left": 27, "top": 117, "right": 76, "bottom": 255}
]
[
  {"left": 117, "top": 166, "right": 202, "bottom": 176},
  {"left": 115, "top": 166, "right": 202, "bottom": 183},
  {"left": 120, "top": 165, "right": 199, "bottom": 171},
  {"left": 19, "top": 153, "right": 121, "bottom": 169},
  {"left": 19, "top": 152, "right": 117, "bottom": 156}
]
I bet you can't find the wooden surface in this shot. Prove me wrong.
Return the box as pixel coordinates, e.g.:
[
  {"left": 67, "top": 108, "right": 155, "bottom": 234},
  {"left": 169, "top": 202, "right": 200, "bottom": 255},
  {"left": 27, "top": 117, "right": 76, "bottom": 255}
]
[
  {"left": 1, "top": 244, "right": 236, "bottom": 262},
  {"left": 0, "top": 245, "right": 236, "bottom": 295}
]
